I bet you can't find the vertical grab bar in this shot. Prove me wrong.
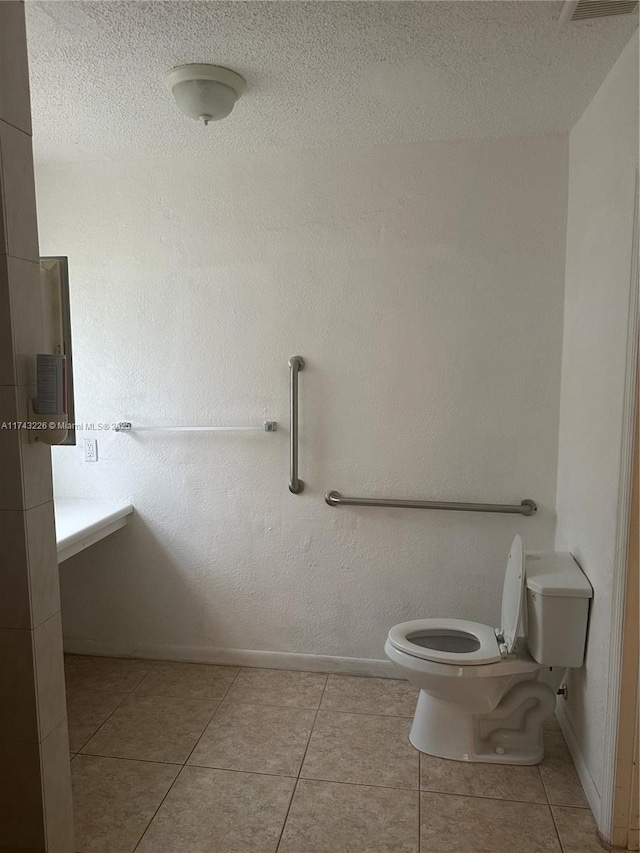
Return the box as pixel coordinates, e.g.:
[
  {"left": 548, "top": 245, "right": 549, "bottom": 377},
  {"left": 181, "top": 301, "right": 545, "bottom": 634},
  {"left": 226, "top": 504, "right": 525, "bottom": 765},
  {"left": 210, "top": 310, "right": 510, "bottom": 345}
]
[{"left": 288, "top": 356, "right": 305, "bottom": 493}]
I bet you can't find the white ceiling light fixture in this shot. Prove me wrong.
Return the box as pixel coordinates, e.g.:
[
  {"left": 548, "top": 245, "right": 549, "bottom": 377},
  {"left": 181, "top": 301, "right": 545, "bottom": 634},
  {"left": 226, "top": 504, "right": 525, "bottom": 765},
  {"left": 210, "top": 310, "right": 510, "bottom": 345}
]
[{"left": 164, "top": 64, "right": 246, "bottom": 126}]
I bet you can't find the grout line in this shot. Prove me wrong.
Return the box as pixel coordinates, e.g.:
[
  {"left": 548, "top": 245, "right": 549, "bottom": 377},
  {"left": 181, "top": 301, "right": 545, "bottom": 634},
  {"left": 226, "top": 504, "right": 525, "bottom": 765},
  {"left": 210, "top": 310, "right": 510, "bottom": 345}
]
[
  {"left": 75, "top": 751, "right": 560, "bottom": 806},
  {"left": 290, "top": 775, "right": 554, "bottom": 803},
  {"left": 65, "top": 659, "right": 416, "bottom": 713},
  {"left": 80, "top": 702, "right": 223, "bottom": 765},
  {"left": 64, "top": 659, "right": 157, "bottom": 753},
  {"left": 275, "top": 778, "right": 300, "bottom": 853},
  {"left": 295, "top": 673, "right": 328, "bottom": 781},
  {"left": 70, "top": 686, "right": 413, "bottom": 716},
  {"left": 206, "top": 697, "right": 328, "bottom": 711},
  {"left": 74, "top": 751, "right": 416, "bottom": 791},
  {"left": 130, "top": 684, "right": 228, "bottom": 853},
  {"left": 72, "top": 753, "right": 182, "bottom": 770},
  {"left": 85, "top": 662, "right": 402, "bottom": 681},
  {"left": 545, "top": 800, "right": 590, "bottom": 810},
  {"left": 0, "top": 115, "right": 32, "bottom": 137},
  {"left": 126, "top": 662, "right": 163, "bottom": 694},
  {"left": 317, "top": 704, "right": 415, "bottom": 719},
  {"left": 548, "top": 802, "right": 567, "bottom": 853},
  {"left": 538, "top": 764, "right": 550, "bottom": 805},
  {"left": 538, "top": 765, "right": 590, "bottom": 810},
  {"left": 274, "top": 673, "right": 329, "bottom": 852},
  {"left": 71, "top": 691, "right": 130, "bottom": 754},
  {"left": 65, "top": 685, "right": 142, "bottom": 696},
  {"left": 184, "top": 762, "right": 299, "bottom": 779},
  {"left": 225, "top": 665, "right": 380, "bottom": 677},
  {"left": 64, "top": 657, "right": 155, "bottom": 694},
  {"left": 419, "top": 785, "right": 549, "bottom": 806},
  {"left": 76, "top": 749, "right": 190, "bottom": 767},
  {"left": 308, "top": 705, "right": 415, "bottom": 720},
  {"left": 131, "top": 686, "right": 237, "bottom": 700},
  {"left": 131, "top": 764, "right": 185, "bottom": 852},
  {"left": 180, "top": 672, "right": 243, "bottom": 767},
  {"left": 21, "top": 496, "right": 56, "bottom": 513},
  {"left": 537, "top": 738, "right": 591, "bottom": 811}
]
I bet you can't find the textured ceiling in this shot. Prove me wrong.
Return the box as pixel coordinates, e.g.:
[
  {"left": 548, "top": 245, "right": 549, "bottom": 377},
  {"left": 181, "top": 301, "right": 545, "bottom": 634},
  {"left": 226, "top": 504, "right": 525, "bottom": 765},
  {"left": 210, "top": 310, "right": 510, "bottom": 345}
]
[{"left": 26, "top": 1, "right": 637, "bottom": 163}]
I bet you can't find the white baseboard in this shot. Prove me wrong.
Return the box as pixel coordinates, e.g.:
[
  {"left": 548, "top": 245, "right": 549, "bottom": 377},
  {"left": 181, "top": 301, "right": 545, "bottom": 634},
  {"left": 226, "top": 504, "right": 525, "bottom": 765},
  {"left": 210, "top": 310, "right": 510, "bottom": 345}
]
[
  {"left": 62, "top": 637, "right": 396, "bottom": 678},
  {"left": 555, "top": 699, "right": 602, "bottom": 826}
]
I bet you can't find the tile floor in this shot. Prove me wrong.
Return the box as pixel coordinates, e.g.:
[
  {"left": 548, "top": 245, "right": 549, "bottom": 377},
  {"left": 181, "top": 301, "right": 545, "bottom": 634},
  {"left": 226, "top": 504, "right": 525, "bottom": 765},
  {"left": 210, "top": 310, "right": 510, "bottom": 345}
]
[{"left": 65, "top": 655, "right": 607, "bottom": 853}]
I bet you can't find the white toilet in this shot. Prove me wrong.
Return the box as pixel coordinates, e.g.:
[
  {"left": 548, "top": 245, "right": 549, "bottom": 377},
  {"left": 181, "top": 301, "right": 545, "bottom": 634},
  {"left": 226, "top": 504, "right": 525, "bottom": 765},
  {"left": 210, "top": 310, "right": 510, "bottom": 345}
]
[{"left": 385, "top": 535, "right": 592, "bottom": 765}]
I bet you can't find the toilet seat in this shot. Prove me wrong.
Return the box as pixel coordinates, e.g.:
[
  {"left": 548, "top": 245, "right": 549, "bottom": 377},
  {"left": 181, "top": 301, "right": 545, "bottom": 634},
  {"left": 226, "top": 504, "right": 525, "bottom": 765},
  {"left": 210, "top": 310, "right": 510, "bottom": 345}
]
[
  {"left": 387, "top": 535, "right": 526, "bottom": 667},
  {"left": 387, "top": 618, "right": 503, "bottom": 665}
]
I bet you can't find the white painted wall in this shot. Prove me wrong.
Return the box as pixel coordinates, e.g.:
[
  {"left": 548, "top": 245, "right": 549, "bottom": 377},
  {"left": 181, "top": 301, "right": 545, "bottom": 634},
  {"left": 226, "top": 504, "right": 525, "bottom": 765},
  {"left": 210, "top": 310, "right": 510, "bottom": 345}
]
[
  {"left": 35, "top": 135, "right": 568, "bottom": 668},
  {"left": 554, "top": 32, "right": 639, "bottom": 821}
]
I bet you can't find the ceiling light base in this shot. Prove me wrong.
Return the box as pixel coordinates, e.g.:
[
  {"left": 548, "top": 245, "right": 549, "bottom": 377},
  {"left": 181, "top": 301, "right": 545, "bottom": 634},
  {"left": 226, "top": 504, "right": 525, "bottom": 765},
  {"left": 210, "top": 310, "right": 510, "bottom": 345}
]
[{"left": 164, "top": 64, "right": 246, "bottom": 125}]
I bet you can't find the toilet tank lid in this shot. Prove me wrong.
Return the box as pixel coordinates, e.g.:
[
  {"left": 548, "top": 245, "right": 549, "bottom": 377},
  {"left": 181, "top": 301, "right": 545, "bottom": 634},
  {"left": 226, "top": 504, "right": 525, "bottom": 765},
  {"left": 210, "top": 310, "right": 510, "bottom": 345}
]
[{"left": 525, "top": 552, "right": 593, "bottom": 598}]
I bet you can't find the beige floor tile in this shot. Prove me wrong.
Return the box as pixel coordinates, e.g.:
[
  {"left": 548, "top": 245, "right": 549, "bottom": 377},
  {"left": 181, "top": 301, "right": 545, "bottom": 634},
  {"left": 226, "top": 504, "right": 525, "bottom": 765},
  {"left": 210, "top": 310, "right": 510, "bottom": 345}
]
[
  {"left": 64, "top": 655, "right": 153, "bottom": 692},
  {"left": 135, "top": 766, "right": 295, "bottom": 853},
  {"left": 66, "top": 688, "right": 127, "bottom": 752},
  {"left": 71, "top": 754, "right": 179, "bottom": 853},
  {"left": 224, "top": 668, "right": 327, "bottom": 709},
  {"left": 134, "top": 661, "right": 239, "bottom": 700},
  {"left": 81, "top": 693, "right": 218, "bottom": 763},
  {"left": 278, "top": 779, "right": 419, "bottom": 853},
  {"left": 543, "top": 714, "right": 561, "bottom": 732},
  {"left": 552, "top": 805, "right": 607, "bottom": 852},
  {"left": 539, "top": 732, "right": 589, "bottom": 808},
  {"left": 420, "top": 753, "right": 546, "bottom": 802},
  {"left": 301, "top": 711, "right": 418, "bottom": 789},
  {"left": 320, "top": 675, "right": 418, "bottom": 717},
  {"left": 420, "top": 792, "right": 561, "bottom": 852},
  {"left": 189, "top": 701, "right": 315, "bottom": 776}
]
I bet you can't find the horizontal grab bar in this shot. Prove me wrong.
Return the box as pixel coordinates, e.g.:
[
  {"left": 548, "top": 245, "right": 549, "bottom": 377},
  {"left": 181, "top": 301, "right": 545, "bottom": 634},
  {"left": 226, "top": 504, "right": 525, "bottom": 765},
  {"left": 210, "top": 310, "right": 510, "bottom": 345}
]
[
  {"left": 115, "top": 421, "right": 277, "bottom": 433},
  {"left": 325, "top": 491, "right": 537, "bottom": 516}
]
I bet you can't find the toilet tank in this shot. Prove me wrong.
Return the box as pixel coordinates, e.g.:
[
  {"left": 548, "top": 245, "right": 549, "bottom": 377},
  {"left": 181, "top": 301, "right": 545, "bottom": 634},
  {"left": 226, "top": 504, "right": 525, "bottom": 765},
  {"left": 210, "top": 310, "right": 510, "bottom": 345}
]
[{"left": 525, "top": 551, "right": 593, "bottom": 668}]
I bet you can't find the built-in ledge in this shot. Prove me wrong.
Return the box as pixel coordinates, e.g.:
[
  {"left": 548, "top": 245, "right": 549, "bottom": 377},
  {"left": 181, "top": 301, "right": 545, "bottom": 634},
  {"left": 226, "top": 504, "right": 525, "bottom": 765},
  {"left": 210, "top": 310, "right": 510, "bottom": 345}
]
[{"left": 54, "top": 499, "right": 134, "bottom": 563}]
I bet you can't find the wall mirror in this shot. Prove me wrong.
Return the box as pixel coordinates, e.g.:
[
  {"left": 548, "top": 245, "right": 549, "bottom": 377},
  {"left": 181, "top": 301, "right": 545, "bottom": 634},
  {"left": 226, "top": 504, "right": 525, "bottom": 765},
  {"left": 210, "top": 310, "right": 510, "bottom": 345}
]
[{"left": 40, "top": 256, "right": 76, "bottom": 445}]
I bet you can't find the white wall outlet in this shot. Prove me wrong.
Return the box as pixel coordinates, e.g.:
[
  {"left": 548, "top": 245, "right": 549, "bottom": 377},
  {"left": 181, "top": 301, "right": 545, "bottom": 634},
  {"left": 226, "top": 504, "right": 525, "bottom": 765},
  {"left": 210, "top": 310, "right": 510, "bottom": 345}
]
[{"left": 83, "top": 438, "right": 98, "bottom": 462}]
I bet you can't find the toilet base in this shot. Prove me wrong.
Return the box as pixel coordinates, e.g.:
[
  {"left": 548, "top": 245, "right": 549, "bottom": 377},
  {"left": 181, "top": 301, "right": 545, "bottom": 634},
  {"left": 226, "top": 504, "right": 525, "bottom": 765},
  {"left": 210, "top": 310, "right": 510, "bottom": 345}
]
[{"left": 409, "top": 688, "right": 545, "bottom": 765}]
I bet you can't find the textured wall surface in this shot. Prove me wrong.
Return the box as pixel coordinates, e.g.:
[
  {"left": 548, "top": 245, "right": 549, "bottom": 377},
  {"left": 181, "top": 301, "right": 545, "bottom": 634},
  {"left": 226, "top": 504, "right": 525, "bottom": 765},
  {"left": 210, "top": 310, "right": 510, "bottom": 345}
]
[
  {"left": 36, "top": 134, "right": 568, "bottom": 662},
  {"left": 555, "top": 32, "right": 639, "bottom": 809},
  {"left": 25, "top": 1, "right": 636, "bottom": 163}
]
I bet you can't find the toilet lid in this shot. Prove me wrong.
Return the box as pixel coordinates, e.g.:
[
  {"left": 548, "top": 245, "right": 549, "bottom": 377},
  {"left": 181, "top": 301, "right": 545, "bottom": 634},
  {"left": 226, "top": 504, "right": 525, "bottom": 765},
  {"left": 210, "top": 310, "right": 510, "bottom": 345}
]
[{"left": 500, "top": 534, "right": 525, "bottom": 654}]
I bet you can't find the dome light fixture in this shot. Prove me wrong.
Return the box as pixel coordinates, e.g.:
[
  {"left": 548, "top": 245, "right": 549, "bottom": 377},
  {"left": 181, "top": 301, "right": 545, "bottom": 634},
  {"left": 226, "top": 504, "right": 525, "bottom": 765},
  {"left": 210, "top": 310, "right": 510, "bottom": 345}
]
[{"left": 164, "top": 64, "right": 246, "bottom": 126}]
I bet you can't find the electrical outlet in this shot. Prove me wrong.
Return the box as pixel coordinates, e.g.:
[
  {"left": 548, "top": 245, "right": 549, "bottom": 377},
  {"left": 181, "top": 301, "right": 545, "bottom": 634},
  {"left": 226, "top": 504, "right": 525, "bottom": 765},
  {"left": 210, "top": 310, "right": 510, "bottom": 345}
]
[{"left": 83, "top": 438, "right": 98, "bottom": 462}]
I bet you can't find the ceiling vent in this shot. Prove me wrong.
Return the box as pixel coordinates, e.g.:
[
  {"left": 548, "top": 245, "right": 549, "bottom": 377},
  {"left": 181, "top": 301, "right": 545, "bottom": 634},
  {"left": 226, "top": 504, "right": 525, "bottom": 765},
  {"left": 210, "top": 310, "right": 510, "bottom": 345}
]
[{"left": 560, "top": 0, "right": 639, "bottom": 22}]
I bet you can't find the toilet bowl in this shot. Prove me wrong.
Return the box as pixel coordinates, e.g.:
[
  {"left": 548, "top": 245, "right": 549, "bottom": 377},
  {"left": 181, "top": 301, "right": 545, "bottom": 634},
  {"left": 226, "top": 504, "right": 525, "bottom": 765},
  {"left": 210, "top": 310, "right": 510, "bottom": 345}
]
[{"left": 385, "top": 536, "right": 592, "bottom": 764}]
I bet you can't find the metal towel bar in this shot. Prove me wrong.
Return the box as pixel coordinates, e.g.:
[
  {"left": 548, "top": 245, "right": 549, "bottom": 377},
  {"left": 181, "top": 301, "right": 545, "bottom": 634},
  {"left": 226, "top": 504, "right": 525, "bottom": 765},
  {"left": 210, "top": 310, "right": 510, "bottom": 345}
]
[
  {"left": 288, "top": 356, "right": 305, "bottom": 493},
  {"left": 115, "top": 422, "right": 277, "bottom": 433},
  {"left": 325, "top": 491, "right": 537, "bottom": 516}
]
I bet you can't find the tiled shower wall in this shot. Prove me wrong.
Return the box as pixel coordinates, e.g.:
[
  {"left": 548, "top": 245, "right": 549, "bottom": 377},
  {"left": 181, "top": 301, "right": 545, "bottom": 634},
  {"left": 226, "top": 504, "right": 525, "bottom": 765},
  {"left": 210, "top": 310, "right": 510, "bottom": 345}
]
[{"left": 0, "top": 2, "right": 74, "bottom": 850}]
